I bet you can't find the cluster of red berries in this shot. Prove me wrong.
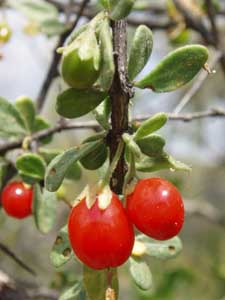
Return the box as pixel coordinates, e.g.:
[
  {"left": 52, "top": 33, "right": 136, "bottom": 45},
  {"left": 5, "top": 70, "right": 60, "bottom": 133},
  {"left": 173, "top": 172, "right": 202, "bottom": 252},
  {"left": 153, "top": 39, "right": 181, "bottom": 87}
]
[
  {"left": 67, "top": 178, "right": 184, "bottom": 269},
  {"left": 1, "top": 178, "right": 184, "bottom": 270}
]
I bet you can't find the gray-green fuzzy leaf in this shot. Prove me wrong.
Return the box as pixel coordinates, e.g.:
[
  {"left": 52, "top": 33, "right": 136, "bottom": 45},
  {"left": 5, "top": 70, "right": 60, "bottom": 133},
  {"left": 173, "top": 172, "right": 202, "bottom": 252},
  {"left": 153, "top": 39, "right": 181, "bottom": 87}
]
[
  {"left": 15, "top": 96, "right": 36, "bottom": 133},
  {"left": 110, "top": 0, "right": 135, "bottom": 20},
  {"left": 134, "top": 113, "right": 167, "bottom": 140},
  {"left": 128, "top": 25, "right": 153, "bottom": 80},
  {"left": 93, "top": 98, "right": 111, "bottom": 130},
  {"left": 59, "top": 282, "right": 86, "bottom": 300},
  {"left": 50, "top": 225, "right": 73, "bottom": 268},
  {"left": 40, "top": 18, "right": 66, "bottom": 37},
  {"left": 45, "top": 141, "right": 100, "bottom": 192},
  {"left": 129, "top": 257, "right": 153, "bottom": 290},
  {"left": 83, "top": 266, "right": 118, "bottom": 300},
  {"left": 8, "top": 0, "right": 58, "bottom": 22},
  {"left": 80, "top": 141, "right": 108, "bottom": 170},
  {"left": 0, "top": 96, "right": 26, "bottom": 138},
  {"left": 56, "top": 89, "right": 107, "bottom": 119},
  {"left": 135, "top": 45, "right": 209, "bottom": 92},
  {"left": 137, "top": 134, "right": 165, "bottom": 156},
  {"left": 98, "top": 19, "right": 115, "bottom": 91},
  {"left": 33, "top": 184, "right": 57, "bottom": 234},
  {"left": 136, "top": 234, "right": 183, "bottom": 259},
  {"left": 16, "top": 153, "right": 46, "bottom": 181},
  {"left": 136, "top": 153, "right": 191, "bottom": 172},
  {"left": 34, "top": 116, "right": 52, "bottom": 144}
]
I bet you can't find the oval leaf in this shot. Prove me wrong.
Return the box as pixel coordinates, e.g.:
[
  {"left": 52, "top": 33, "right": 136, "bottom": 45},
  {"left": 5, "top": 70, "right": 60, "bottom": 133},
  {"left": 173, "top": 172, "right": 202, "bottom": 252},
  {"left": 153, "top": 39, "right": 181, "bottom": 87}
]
[
  {"left": 136, "top": 234, "right": 183, "bottom": 259},
  {"left": 15, "top": 96, "right": 36, "bottom": 133},
  {"left": 45, "top": 141, "right": 100, "bottom": 192},
  {"left": 110, "top": 0, "right": 135, "bottom": 20},
  {"left": 128, "top": 25, "right": 153, "bottom": 81},
  {"left": 93, "top": 98, "right": 111, "bottom": 130},
  {"left": 59, "top": 281, "right": 86, "bottom": 300},
  {"left": 135, "top": 45, "right": 209, "bottom": 92},
  {"left": 33, "top": 184, "right": 57, "bottom": 234},
  {"left": 34, "top": 116, "right": 52, "bottom": 144},
  {"left": 0, "top": 96, "right": 26, "bottom": 138},
  {"left": 80, "top": 141, "right": 108, "bottom": 170},
  {"left": 137, "top": 134, "right": 165, "bottom": 156},
  {"left": 56, "top": 89, "right": 107, "bottom": 119},
  {"left": 136, "top": 153, "right": 191, "bottom": 172},
  {"left": 16, "top": 153, "right": 46, "bottom": 181},
  {"left": 50, "top": 225, "right": 73, "bottom": 268},
  {"left": 123, "top": 133, "right": 142, "bottom": 159},
  {"left": 97, "top": 19, "right": 115, "bottom": 91},
  {"left": 134, "top": 113, "right": 167, "bottom": 140},
  {"left": 83, "top": 266, "right": 118, "bottom": 300},
  {"left": 65, "top": 162, "right": 82, "bottom": 180},
  {"left": 129, "top": 257, "right": 153, "bottom": 290}
]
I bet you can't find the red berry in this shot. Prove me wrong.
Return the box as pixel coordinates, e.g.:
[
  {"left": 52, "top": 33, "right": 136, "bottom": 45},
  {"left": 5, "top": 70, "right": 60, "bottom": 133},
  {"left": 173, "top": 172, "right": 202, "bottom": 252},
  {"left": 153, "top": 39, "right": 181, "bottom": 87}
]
[
  {"left": 1, "top": 182, "right": 33, "bottom": 219},
  {"left": 126, "top": 178, "right": 184, "bottom": 240},
  {"left": 68, "top": 193, "right": 134, "bottom": 270}
]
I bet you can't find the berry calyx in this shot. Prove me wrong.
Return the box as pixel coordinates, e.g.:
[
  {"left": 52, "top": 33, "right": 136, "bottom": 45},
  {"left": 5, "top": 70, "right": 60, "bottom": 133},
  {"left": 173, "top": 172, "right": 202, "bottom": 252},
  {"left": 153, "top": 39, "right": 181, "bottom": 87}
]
[
  {"left": 126, "top": 178, "right": 184, "bottom": 240},
  {"left": 1, "top": 181, "right": 33, "bottom": 219},
  {"left": 68, "top": 192, "right": 134, "bottom": 270}
]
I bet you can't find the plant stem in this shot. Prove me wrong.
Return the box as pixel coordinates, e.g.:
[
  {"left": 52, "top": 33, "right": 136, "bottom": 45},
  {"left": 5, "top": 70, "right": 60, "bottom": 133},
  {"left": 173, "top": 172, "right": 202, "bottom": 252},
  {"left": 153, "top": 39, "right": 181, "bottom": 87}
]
[{"left": 109, "top": 20, "right": 133, "bottom": 194}]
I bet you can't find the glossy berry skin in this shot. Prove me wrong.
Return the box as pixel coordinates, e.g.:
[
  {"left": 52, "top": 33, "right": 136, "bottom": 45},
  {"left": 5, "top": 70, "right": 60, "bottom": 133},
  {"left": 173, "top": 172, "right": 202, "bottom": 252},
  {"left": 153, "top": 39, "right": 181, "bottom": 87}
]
[
  {"left": 1, "top": 182, "right": 33, "bottom": 219},
  {"left": 68, "top": 193, "right": 134, "bottom": 270},
  {"left": 126, "top": 178, "right": 184, "bottom": 240}
]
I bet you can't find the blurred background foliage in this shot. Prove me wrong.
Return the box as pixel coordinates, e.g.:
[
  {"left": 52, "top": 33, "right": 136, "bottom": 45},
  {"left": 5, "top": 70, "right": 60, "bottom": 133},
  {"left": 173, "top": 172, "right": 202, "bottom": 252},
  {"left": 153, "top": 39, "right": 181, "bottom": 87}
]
[{"left": 0, "top": 0, "right": 225, "bottom": 300}]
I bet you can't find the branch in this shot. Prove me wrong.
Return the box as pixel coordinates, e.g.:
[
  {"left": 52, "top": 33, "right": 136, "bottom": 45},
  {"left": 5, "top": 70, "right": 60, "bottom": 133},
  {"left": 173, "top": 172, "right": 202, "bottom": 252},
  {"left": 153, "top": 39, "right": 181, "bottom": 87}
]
[
  {"left": 0, "top": 243, "right": 36, "bottom": 276},
  {"left": 0, "top": 108, "right": 225, "bottom": 155},
  {"left": 36, "top": 0, "right": 90, "bottom": 112}
]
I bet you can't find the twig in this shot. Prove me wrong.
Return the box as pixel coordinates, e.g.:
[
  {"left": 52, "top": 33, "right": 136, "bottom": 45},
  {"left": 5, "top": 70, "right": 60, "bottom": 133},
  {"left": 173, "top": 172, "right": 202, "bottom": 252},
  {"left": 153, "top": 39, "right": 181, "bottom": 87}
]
[
  {"left": 37, "top": 0, "right": 90, "bottom": 112},
  {"left": 0, "top": 243, "right": 36, "bottom": 276},
  {"left": 173, "top": 52, "right": 220, "bottom": 114},
  {"left": 0, "top": 108, "right": 225, "bottom": 155}
]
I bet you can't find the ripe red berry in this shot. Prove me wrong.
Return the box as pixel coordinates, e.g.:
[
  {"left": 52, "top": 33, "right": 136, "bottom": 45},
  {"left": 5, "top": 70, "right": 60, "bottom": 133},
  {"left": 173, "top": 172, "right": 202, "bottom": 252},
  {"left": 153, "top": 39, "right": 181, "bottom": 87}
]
[
  {"left": 126, "top": 178, "right": 184, "bottom": 240},
  {"left": 68, "top": 192, "right": 134, "bottom": 270},
  {"left": 1, "top": 181, "right": 33, "bottom": 219}
]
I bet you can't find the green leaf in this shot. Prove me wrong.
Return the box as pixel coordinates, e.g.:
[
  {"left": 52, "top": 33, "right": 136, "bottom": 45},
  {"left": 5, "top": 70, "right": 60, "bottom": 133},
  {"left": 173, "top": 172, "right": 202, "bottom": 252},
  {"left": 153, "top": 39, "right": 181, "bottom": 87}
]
[
  {"left": 122, "top": 133, "right": 142, "bottom": 159},
  {"left": 135, "top": 45, "right": 209, "bottom": 92},
  {"left": 0, "top": 96, "right": 26, "bottom": 138},
  {"left": 83, "top": 266, "right": 118, "bottom": 300},
  {"left": 80, "top": 141, "right": 108, "bottom": 170},
  {"left": 136, "top": 153, "right": 191, "bottom": 172},
  {"left": 82, "top": 132, "right": 107, "bottom": 144},
  {"left": 15, "top": 96, "right": 36, "bottom": 133},
  {"left": 0, "top": 158, "right": 8, "bottom": 190},
  {"left": 8, "top": 0, "right": 58, "bottom": 22},
  {"left": 97, "top": 19, "right": 115, "bottom": 91},
  {"left": 134, "top": 113, "right": 167, "bottom": 140},
  {"left": 50, "top": 225, "right": 73, "bottom": 268},
  {"left": 129, "top": 257, "right": 153, "bottom": 290},
  {"left": 99, "top": 0, "right": 111, "bottom": 10},
  {"left": 128, "top": 25, "right": 153, "bottom": 81},
  {"left": 59, "top": 281, "right": 86, "bottom": 300},
  {"left": 56, "top": 89, "right": 107, "bottom": 119},
  {"left": 93, "top": 98, "right": 111, "bottom": 130},
  {"left": 16, "top": 153, "right": 46, "bottom": 181},
  {"left": 136, "top": 234, "right": 183, "bottom": 259},
  {"left": 66, "top": 23, "right": 89, "bottom": 46},
  {"left": 34, "top": 116, "right": 53, "bottom": 144},
  {"left": 110, "top": 0, "right": 135, "bottom": 20},
  {"left": 40, "top": 18, "right": 66, "bottom": 37},
  {"left": 45, "top": 141, "right": 100, "bottom": 192},
  {"left": 33, "top": 184, "right": 57, "bottom": 234},
  {"left": 39, "top": 148, "right": 61, "bottom": 164},
  {"left": 65, "top": 162, "right": 82, "bottom": 180},
  {"left": 137, "top": 134, "right": 165, "bottom": 156}
]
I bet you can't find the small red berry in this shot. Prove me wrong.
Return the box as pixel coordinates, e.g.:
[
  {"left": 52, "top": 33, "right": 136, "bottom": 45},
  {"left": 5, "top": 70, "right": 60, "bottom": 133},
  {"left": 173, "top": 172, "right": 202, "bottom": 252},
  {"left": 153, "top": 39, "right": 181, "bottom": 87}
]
[
  {"left": 1, "top": 181, "right": 33, "bottom": 219},
  {"left": 126, "top": 178, "right": 184, "bottom": 240},
  {"left": 68, "top": 192, "right": 134, "bottom": 270}
]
